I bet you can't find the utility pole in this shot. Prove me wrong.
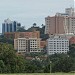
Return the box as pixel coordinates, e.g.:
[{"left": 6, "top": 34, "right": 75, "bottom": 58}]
[{"left": 50, "top": 60, "right": 52, "bottom": 73}]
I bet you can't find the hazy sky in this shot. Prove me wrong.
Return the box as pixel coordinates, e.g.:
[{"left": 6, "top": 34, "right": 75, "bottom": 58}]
[{"left": 0, "top": 0, "right": 74, "bottom": 33}]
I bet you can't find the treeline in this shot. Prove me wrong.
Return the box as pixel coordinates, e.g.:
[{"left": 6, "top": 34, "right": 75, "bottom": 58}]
[
  {"left": 0, "top": 43, "right": 75, "bottom": 73},
  {"left": 17, "top": 23, "right": 49, "bottom": 40}
]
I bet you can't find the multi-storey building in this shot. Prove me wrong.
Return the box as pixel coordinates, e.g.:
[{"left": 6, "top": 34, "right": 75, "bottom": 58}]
[
  {"left": 45, "top": 7, "right": 75, "bottom": 35},
  {"left": 65, "top": 7, "right": 75, "bottom": 17},
  {"left": 56, "top": 7, "right": 75, "bottom": 34},
  {"left": 2, "top": 18, "right": 21, "bottom": 34},
  {"left": 4, "top": 31, "right": 40, "bottom": 39},
  {"left": 14, "top": 38, "right": 28, "bottom": 53},
  {"left": 45, "top": 16, "right": 65, "bottom": 34},
  {"left": 29, "top": 38, "right": 41, "bottom": 52},
  {"left": 14, "top": 38, "right": 43, "bottom": 53},
  {"left": 64, "top": 17, "right": 75, "bottom": 34},
  {"left": 47, "top": 35, "right": 69, "bottom": 55},
  {"left": 56, "top": 7, "right": 75, "bottom": 17}
]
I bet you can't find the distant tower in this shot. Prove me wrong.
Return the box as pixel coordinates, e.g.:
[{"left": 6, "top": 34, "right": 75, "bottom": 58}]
[
  {"left": 2, "top": 18, "right": 21, "bottom": 34},
  {"left": 65, "top": 7, "right": 75, "bottom": 17}
]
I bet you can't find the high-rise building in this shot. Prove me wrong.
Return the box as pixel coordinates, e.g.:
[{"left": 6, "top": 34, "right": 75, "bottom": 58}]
[
  {"left": 2, "top": 18, "right": 21, "bottom": 34},
  {"left": 64, "top": 17, "right": 75, "bottom": 34},
  {"left": 56, "top": 7, "right": 75, "bottom": 17},
  {"left": 47, "top": 35, "right": 69, "bottom": 55},
  {"left": 45, "top": 7, "right": 75, "bottom": 35},
  {"left": 65, "top": 7, "right": 75, "bottom": 17},
  {"left": 45, "top": 16, "right": 65, "bottom": 35}
]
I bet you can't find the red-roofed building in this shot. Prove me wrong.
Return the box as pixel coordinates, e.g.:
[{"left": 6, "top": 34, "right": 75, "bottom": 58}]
[{"left": 69, "top": 37, "right": 75, "bottom": 44}]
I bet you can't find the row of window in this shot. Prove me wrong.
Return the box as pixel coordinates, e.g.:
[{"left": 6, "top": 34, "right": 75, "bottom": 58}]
[
  {"left": 49, "top": 52, "right": 67, "bottom": 54},
  {"left": 49, "top": 50, "right": 68, "bottom": 51}
]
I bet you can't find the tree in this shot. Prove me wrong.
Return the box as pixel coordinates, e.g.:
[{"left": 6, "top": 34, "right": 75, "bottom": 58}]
[
  {"left": 0, "top": 60, "right": 6, "bottom": 73},
  {"left": 33, "top": 23, "right": 37, "bottom": 27},
  {"left": 68, "top": 44, "right": 75, "bottom": 57},
  {"left": 0, "top": 43, "right": 26, "bottom": 73},
  {"left": 44, "top": 54, "right": 75, "bottom": 73},
  {"left": 0, "top": 35, "right": 14, "bottom": 45},
  {"left": 52, "top": 56, "right": 73, "bottom": 72},
  {"left": 17, "top": 26, "right": 26, "bottom": 32}
]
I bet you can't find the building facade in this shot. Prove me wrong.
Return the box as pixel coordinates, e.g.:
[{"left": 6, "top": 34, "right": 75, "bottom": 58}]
[
  {"left": 56, "top": 7, "right": 75, "bottom": 34},
  {"left": 2, "top": 18, "right": 21, "bottom": 34},
  {"left": 47, "top": 36, "right": 69, "bottom": 55},
  {"left": 45, "top": 16, "right": 65, "bottom": 34},
  {"left": 29, "top": 38, "right": 41, "bottom": 52},
  {"left": 14, "top": 38, "right": 43, "bottom": 53},
  {"left": 45, "top": 7, "right": 75, "bottom": 35},
  {"left": 65, "top": 7, "right": 75, "bottom": 17},
  {"left": 56, "top": 7, "right": 75, "bottom": 17},
  {"left": 14, "top": 38, "right": 28, "bottom": 53},
  {"left": 65, "top": 17, "right": 75, "bottom": 34},
  {"left": 4, "top": 31, "right": 40, "bottom": 39}
]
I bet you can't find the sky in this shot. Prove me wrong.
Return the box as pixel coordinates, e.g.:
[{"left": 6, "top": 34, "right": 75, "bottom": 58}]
[{"left": 0, "top": 0, "right": 74, "bottom": 33}]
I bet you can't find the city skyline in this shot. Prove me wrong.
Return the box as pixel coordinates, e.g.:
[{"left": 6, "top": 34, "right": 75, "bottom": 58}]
[{"left": 0, "top": 0, "right": 74, "bottom": 33}]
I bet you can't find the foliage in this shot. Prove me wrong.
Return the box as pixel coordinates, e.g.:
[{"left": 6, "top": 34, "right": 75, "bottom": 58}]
[
  {"left": 68, "top": 44, "right": 75, "bottom": 58},
  {"left": 0, "top": 43, "right": 25, "bottom": 73},
  {"left": 44, "top": 53, "right": 75, "bottom": 73},
  {"left": 17, "top": 26, "right": 26, "bottom": 32},
  {"left": 0, "top": 35, "right": 14, "bottom": 45}
]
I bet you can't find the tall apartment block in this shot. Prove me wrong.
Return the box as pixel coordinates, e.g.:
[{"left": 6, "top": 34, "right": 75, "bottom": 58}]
[
  {"left": 14, "top": 38, "right": 43, "bottom": 53},
  {"left": 64, "top": 17, "right": 75, "bottom": 34},
  {"left": 45, "top": 7, "right": 75, "bottom": 35},
  {"left": 2, "top": 18, "right": 21, "bottom": 34},
  {"left": 47, "top": 35, "right": 69, "bottom": 55},
  {"left": 56, "top": 7, "right": 75, "bottom": 34},
  {"left": 45, "top": 16, "right": 65, "bottom": 34}
]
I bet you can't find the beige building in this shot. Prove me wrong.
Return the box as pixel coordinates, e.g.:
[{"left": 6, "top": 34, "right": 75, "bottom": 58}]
[
  {"left": 14, "top": 38, "right": 43, "bottom": 53},
  {"left": 29, "top": 38, "right": 42, "bottom": 52},
  {"left": 14, "top": 38, "right": 28, "bottom": 53}
]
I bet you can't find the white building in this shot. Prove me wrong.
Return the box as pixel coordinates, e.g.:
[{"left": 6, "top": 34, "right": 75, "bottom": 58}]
[
  {"left": 65, "top": 7, "right": 75, "bottom": 17},
  {"left": 56, "top": 7, "right": 75, "bottom": 17},
  {"left": 47, "top": 36, "right": 69, "bottom": 55}
]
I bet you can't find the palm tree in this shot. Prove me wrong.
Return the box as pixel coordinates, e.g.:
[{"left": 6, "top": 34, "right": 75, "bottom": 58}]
[{"left": 33, "top": 23, "right": 37, "bottom": 27}]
